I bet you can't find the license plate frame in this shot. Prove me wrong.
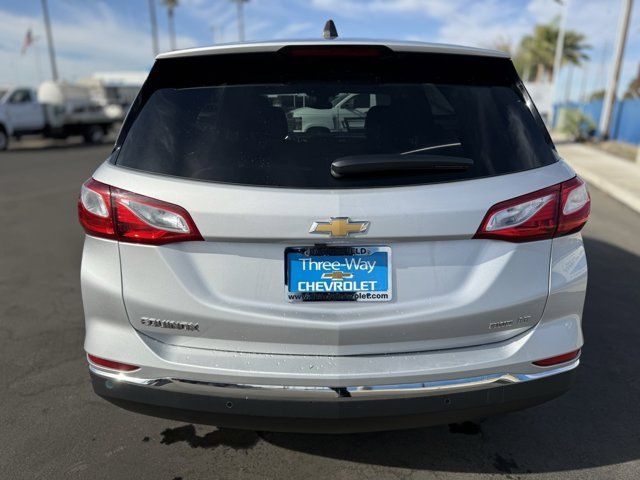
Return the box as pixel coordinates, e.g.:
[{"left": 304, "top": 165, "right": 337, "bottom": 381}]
[{"left": 285, "top": 245, "right": 392, "bottom": 302}]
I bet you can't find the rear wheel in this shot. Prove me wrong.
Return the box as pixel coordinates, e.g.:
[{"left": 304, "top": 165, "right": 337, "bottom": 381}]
[
  {"left": 83, "top": 125, "right": 105, "bottom": 144},
  {"left": 0, "top": 128, "right": 8, "bottom": 151}
]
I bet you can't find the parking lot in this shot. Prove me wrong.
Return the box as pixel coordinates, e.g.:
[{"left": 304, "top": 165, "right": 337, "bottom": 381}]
[{"left": 1, "top": 142, "right": 639, "bottom": 480}]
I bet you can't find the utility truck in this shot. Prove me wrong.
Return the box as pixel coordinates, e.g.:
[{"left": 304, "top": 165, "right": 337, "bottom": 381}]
[
  {"left": 0, "top": 82, "right": 118, "bottom": 150},
  {"left": 288, "top": 92, "right": 387, "bottom": 133}
]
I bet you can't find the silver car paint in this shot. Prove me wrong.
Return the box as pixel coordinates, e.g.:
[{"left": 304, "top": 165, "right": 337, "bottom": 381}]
[
  {"left": 90, "top": 159, "right": 576, "bottom": 356},
  {"left": 82, "top": 231, "right": 585, "bottom": 386},
  {"left": 82, "top": 39, "right": 586, "bottom": 392}
]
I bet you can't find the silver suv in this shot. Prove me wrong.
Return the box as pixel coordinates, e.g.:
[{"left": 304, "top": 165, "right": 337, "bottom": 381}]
[{"left": 79, "top": 39, "right": 589, "bottom": 433}]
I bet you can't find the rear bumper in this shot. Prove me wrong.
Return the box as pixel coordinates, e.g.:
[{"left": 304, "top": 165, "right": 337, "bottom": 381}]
[{"left": 90, "top": 360, "right": 578, "bottom": 433}]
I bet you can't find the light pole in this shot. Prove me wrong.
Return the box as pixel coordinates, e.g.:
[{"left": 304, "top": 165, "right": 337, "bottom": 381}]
[
  {"left": 149, "top": 0, "right": 159, "bottom": 56},
  {"left": 212, "top": 24, "right": 226, "bottom": 44},
  {"left": 600, "top": 0, "right": 633, "bottom": 140},
  {"left": 232, "top": 0, "right": 249, "bottom": 41},
  {"left": 550, "top": 0, "right": 569, "bottom": 120},
  {"left": 564, "top": 64, "right": 574, "bottom": 103},
  {"left": 41, "top": 0, "right": 58, "bottom": 81},
  {"left": 579, "top": 64, "right": 590, "bottom": 102}
]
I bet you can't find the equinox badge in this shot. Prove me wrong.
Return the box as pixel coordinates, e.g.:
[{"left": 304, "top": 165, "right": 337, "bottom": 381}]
[{"left": 309, "top": 217, "right": 370, "bottom": 238}]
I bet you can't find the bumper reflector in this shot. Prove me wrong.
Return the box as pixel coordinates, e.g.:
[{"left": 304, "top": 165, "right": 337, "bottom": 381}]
[
  {"left": 87, "top": 354, "right": 140, "bottom": 372},
  {"left": 533, "top": 349, "right": 581, "bottom": 367}
]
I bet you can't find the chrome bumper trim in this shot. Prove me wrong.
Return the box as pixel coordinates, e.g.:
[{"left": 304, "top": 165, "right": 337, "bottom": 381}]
[{"left": 89, "top": 359, "right": 579, "bottom": 400}]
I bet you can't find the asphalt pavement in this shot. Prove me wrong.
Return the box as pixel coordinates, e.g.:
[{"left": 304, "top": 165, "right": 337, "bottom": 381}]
[{"left": 1, "top": 142, "right": 639, "bottom": 480}]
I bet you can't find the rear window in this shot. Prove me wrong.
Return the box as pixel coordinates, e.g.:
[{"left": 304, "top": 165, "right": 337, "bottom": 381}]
[{"left": 115, "top": 49, "right": 555, "bottom": 188}]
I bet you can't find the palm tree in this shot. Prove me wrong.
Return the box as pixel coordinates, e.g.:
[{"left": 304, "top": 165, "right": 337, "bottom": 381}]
[
  {"left": 490, "top": 37, "right": 514, "bottom": 56},
  {"left": 515, "top": 18, "right": 590, "bottom": 82},
  {"left": 491, "top": 37, "right": 534, "bottom": 80},
  {"left": 161, "top": 0, "right": 179, "bottom": 51},
  {"left": 624, "top": 66, "right": 640, "bottom": 99}
]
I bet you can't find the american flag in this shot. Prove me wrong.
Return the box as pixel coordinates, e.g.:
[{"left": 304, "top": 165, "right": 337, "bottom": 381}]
[{"left": 21, "top": 28, "right": 34, "bottom": 55}]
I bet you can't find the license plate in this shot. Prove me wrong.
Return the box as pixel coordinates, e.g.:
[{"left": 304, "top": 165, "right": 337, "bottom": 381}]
[{"left": 285, "top": 246, "right": 392, "bottom": 302}]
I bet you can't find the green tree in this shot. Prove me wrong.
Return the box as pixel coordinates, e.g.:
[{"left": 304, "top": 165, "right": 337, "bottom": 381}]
[
  {"left": 515, "top": 18, "right": 590, "bottom": 82},
  {"left": 624, "top": 70, "right": 640, "bottom": 99},
  {"left": 490, "top": 37, "right": 534, "bottom": 81},
  {"left": 490, "top": 37, "right": 514, "bottom": 56},
  {"left": 162, "top": 0, "right": 179, "bottom": 51}
]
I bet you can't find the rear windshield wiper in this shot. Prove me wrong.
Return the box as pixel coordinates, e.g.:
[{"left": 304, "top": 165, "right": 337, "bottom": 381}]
[{"left": 330, "top": 154, "right": 473, "bottom": 178}]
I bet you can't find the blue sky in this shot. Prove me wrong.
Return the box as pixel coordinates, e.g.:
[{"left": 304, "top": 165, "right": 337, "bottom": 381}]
[{"left": 0, "top": 0, "right": 637, "bottom": 100}]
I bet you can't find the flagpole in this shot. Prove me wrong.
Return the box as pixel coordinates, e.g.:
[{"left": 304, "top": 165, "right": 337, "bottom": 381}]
[
  {"left": 41, "top": 0, "right": 59, "bottom": 81},
  {"left": 34, "top": 38, "right": 43, "bottom": 83}
]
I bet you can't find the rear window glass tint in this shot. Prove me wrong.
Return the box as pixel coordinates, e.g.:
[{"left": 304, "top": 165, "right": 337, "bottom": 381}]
[{"left": 116, "top": 51, "right": 555, "bottom": 189}]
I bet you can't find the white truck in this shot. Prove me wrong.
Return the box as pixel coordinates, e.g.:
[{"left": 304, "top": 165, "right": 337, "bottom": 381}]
[
  {"left": 78, "top": 71, "right": 147, "bottom": 121},
  {"left": 0, "top": 82, "right": 118, "bottom": 150},
  {"left": 288, "top": 93, "right": 385, "bottom": 133}
]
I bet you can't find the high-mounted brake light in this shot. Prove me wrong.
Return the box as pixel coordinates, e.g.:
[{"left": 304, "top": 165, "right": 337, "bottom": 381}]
[
  {"left": 282, "top": 46, "right": 386, "bottom": 57},
  {"left": 87, "top": 354, "right": 140, "bottom": 372},
  {"left": 474, "top": 176, "right": 590, "bottom": 242},
  {"left": 78, "top": 179, "right": 203, "bottom": 245}
]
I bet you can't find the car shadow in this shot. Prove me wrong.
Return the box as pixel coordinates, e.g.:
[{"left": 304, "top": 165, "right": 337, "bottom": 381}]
[{"left": 256, "top": 237, "right": 640, "bottom": 474}]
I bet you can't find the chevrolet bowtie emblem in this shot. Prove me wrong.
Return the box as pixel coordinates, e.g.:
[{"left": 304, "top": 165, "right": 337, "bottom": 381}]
[
  {"left": 321, "top": 271, "right": 354, "bottom": 280},
  {"left": 309, "top": 217, "right": 370, "bottom": 237}
]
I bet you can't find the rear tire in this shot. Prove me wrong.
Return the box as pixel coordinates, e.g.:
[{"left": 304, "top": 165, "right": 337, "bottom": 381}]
[
  {"left": 0, "top": 128, "right": 8, "bottom": 151},
  {"left": 83, "top": 125, "right": 105, "bottom": 144}
]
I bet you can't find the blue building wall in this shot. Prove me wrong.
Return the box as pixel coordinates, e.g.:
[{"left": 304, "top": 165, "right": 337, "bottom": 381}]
[{"left": 555, "top": 98, "right": 640, "bottom": 144}]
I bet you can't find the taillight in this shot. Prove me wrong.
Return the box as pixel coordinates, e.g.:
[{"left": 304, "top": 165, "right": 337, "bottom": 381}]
[
  {"left": 87, "top": 354, "right": 140, "bottom": 372},
  {"left": 557, "top": 176, "right": 591, "bottom": 235},
  {"left": 111, "top": 187, "right": 203, "bottom": 244},
  {"left": 474, "top": 176, "right": 590, "bottom": 242},
  {"left": 78, "top": 179, "right": 116, "bottom": 239},
  {"left": 78, "top": 178, "right": 203, "bottom": 245}
]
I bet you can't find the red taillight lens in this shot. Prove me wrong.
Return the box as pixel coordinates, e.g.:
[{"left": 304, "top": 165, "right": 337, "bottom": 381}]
[
  {"left": 87, "top": 354, "right": 140, "bottom": 372},
  {"left": 474, "top": 184, "right": 560, "bottom": 242},
  {"left": 111, "top": 187, "right": 203, "bottom": 244},
  {"left": 78, "top": 179, "right": 203, "bottom": 245},
  {"left": 474, "top": 176, "right": 590, "bottom": 242},
  {"left": 557, "top": 176, "right": 591, "bottom": 235},
  {"left": 533, "top": 349, "right": 581, "bottom": 367},
  {"left": 78, "top": 179, "right": 116, "bottom": 239}
]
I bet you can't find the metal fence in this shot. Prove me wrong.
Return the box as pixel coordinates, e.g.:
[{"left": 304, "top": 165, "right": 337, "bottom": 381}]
[{"left": 554, "top": 99, "right": 640, "bottom": 144}]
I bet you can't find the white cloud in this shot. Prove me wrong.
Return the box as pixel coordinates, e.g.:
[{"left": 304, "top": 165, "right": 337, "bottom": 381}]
[
  {"left": 435, "top": 0, "right": 532, "bottom": 48},
  {"left": 310, "top": 0, "right": 458, "bottom": 18},
  {"left": 307, "top": 0, "right": 619, "bottom": 55},
  {"left": 180, "top": 0, "right": 238, "bottom": 42},
  {"left": 1, "top": 0, "right": 630, "bottom": 100},
  {"left": 0, "top": 2, "right": 199, "bottom": 86},
  {"left": 272, "top": 22, "right": 315, "bottom": 39},
  {"left": 307, "top": 0, "right": 543, "bottom": 50}
]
